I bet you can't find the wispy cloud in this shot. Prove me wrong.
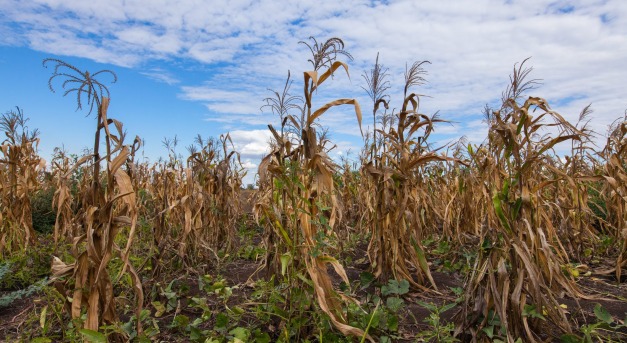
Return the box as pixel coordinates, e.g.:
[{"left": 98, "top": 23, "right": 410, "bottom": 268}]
[{"left": 140, "top": 68, "right": 180, "bottom": 85}]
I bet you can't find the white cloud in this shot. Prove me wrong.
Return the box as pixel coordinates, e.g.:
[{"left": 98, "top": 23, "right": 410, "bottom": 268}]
[
  {"left": 225, "top": 129, "right": 273, "bottom": 185},
  {"left": 227, "top": 129, "right": 272, "bottom": 160},
  {"left": 241, "top": 160, "right": 257, "bottom": 169},
  {"left": 141, "top": 68, "right": 180, "bottom": 85}
]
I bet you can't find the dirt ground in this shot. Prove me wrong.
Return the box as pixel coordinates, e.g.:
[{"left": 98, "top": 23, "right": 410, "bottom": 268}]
[{"left": 2, "top": 241, "right": 626, "bottom": 342}]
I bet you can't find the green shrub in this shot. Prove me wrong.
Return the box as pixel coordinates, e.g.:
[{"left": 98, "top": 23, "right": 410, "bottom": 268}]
[
  {"left": 30, "top": 186, "right": 56, "bottom": 234},
  {"left": 0, "top": 242, "right": 53, "bottom": 290}
]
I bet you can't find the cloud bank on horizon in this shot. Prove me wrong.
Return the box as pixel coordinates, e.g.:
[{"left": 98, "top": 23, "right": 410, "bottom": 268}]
[{"left": 1, "top": 0, "right": 626, "bottom": 183}]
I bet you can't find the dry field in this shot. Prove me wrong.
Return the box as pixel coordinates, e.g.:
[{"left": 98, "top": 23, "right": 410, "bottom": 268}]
[{"left": 1, "top": 38, "right": 626, "bottom": 342}]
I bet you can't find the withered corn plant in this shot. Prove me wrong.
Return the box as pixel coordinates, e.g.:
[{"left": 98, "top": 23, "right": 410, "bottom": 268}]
[
  {"left": 336, "top": 158, "right": 367, "bottom": 240},
  {"left": 363, "top": 59, "right": 453, "bottom": 290},
  {"left": 255, "top": 37, "right": 370, "bottom": 340},
  {"left": 262, "top": 70, "right": 305, "bottom": 142},
  {"left": 184, "top": 134, "right": 245, "bottom": 258},
  {"left": 51, "top": 98, "right": 144, "bottom": 338},
  {"left": 131, "top": 157, "right": 153, "bottom": 221},
  {"left": 0, "top": 108, "right": 45, "bottom": 256},
  {"left": 515, "top": 105, "right": 599, "bottom": 265},
  {"left": 256, "top": 70, "right": 305, "bottom": 279},
  {"left": 145, "top": 138, "right": 183, "bottom": 276},
  {"left": 439, "top": 138, "right": 483, "bottom": 245},
  {"left": 361, "top": 52, "right": 390, "bottom": 165},
  {"left": 597, "top": 115, "right": 627, "bottom": 280},
  {"left": 51, "top": 148, "right": 90, "bottom": 244},
  {"left": 421, "top": 159, "right": 454, "bottom": 236},
  {"left": 136, "top": 132, "right": 245, "bottom": 275},
  {"left": 175, "top": 142, "right": 206, "bottom": 261},
  {"left": 455, "top": 59, "right": 586, "bottom": 342},
  {"left": 44, "top": 59, "right": 143, "bottom": 338}
]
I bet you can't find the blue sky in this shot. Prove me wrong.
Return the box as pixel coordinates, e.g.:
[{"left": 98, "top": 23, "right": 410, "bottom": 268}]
[{"left": 1, "top": 0, "right": 626, "bottom": 185}]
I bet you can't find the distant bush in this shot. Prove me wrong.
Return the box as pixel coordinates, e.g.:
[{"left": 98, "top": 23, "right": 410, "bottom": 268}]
[
  {"left": 30, "top": 186, "right": 56, "bottom": 234},
  {"left": 0, "top": 242, "right": 52, "bottom": 290}
]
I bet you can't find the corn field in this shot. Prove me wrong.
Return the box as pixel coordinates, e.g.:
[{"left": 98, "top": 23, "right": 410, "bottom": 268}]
[{"left": 0, "top": 38, "right": 626, "bottom": 343}]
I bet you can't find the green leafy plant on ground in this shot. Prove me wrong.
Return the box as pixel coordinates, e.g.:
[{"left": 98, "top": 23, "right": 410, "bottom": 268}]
[
  {"left": 561, "top": 304, "right": 627, "bottom": 343},
  {"left": 347, "top": 276, "right": 412, "bottom": 342},
  {"left": 415, "top": 300, "right": 459, "bottom": 343}
]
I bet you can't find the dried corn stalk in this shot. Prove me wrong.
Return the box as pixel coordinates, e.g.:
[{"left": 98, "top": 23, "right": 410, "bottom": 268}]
[
  {"left": 0, "top": 108, "right": 45, "bottom": 256},
  {"left": 256, "top": 37, "right": 370, "bottom": 340},
  {"left": 597, "top": 117, "right": 627, "bottom": 280},
  {"left": 363, "top": 59, "right": 455, "bottom": 290},
  {"left": 456, "top": 60, "right": 587, "bottom": 342},
  {"left": 51, "top": 148, "right": 91, "bottom": 243},
  {"left": 44, "top": 60, "right": 144, "bottom": 338}
]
